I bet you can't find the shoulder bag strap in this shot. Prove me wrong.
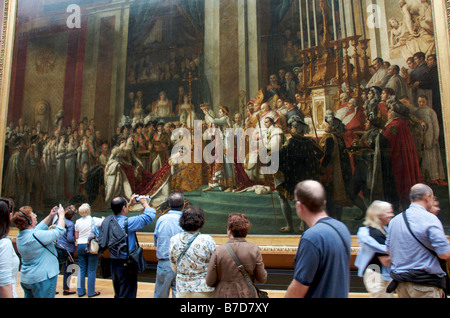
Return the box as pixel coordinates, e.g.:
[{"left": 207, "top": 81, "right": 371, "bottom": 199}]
[
  {"left": 402, "top": 212, "right": 438, "bottom": 257},
  {"left": 225, "top": 243, "right": 258, "bottom": 294},
  {"left": 402, "top": 211, "right": 450, "bottom": 294},
  {"left": 124, "top": 217, "right": 140, "bottom": 247},
  {"left": 90, "top": 216, "right": 95, "bottom": 235},
  {"left": 124, "top": 218, "right": 130, "bottom": 257},
  {"left": 177, "top": 233, "right": 200, "bottom": 266},
  {"left": 317, "top": 220, "right": 350, "bottom": 260},
  {"left": 33, "top": 233, "right": 58, "bottom": 259}
]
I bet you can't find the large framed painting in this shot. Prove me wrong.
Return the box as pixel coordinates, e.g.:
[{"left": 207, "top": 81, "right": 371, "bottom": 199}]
[{"left": 1, "top": 0, "right": 450, "bottom": 236}]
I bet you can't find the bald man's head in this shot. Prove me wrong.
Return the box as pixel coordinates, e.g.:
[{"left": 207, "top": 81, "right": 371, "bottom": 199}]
[
  {"left": 409, "top": 183, "right": 433, "bottom": 202},
  {"left": 294, "top": 180, "right": 326, "bottom": 213},
  {"left": 409, "top": 183, "right": 434, "bottom": 212}
]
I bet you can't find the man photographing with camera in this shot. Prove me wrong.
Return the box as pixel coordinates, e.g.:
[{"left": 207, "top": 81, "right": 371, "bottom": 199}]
[{"left": 99, "top": 194, "right": 156, "bottom": 298}]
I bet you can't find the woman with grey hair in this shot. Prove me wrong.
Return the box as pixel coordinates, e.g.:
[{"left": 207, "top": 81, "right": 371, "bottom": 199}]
[
  {"left": 355, "top": 200, "right": 395, "bottom": 298},
  {"left": 74, "top": 203, "right": 104, "bottom": 297}
]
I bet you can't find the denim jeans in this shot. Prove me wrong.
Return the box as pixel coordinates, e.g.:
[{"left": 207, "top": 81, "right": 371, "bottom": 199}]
[
  {"left": 154, "top": 260, "right": 177, "bottom": 298},
  {"left": 21, "top": 275, "right": 58, "bottom": 298},
  {"left": 77, "top": 244, "right": 99, "bottom": 296},
  {"left": 57, "top": 248, "right": 75, "bottom": 291}
]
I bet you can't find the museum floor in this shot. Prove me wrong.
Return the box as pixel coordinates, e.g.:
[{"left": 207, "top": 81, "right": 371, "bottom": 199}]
[{"left": 14, "top": 271, "right": 373, "bottom": 299}]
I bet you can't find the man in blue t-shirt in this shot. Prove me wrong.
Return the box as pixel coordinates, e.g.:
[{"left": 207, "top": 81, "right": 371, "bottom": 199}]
[{"left": 285, "top": 180, "right": 351, "bottom": 298}]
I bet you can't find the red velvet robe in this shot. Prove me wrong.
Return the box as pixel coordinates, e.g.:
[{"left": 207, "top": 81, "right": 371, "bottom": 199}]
[
  {"left": 382, "top": 117, "right": 422, "bottom": 204},
  {"left": 120, "top": 161, "right": 172, "bottom": 196},
  {"left": 377, "top": 102, "right": 389, "bottom": 122},
  {"left": 342, "top": 106, "right": 366, "bottom": 148}
]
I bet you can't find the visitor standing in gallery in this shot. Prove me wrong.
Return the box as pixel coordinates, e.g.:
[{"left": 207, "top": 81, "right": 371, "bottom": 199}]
[
  {"left": 13, "top": 204, "right": 66, "bottom": 298},
  {"left": 154, "top": 192, "right": 185, "bottom": 298},
  {"left": 386, "top": 183, "right": 450, "bottom": 298},
  {"left": 285, "top": 180, "right": 351, "bottom": 298},
  {"left": 206, "top": 213, "right": 267, "bottom": 298},
  {"left": 0, "top": 198, "right": 20, "bottom": 298},
  {"left": 170, "top": 206, "right": 216, "bottom": 298}
]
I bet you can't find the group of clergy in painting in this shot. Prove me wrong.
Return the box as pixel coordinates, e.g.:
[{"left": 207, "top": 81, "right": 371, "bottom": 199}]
[
  {"left": 1, "top": 48, "right": 446, "bottom": 233},
  {"left": 255, "top": 50, "right": 445, "bottom": 232}
]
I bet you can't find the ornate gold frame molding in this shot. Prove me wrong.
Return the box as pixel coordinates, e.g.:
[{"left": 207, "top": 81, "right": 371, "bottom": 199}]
[{"left": 0, "top": 0, "right": 17, "bottom": 182}]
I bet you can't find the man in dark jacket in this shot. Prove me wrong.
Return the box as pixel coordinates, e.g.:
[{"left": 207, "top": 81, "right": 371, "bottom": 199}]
[{"left": 276, "top": 115, "right": 323, "bottom": 233}]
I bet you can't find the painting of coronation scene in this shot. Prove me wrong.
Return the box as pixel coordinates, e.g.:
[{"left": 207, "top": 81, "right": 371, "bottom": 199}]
[{"left": 1, "top": 0, "right": 449, "bottom": 235}]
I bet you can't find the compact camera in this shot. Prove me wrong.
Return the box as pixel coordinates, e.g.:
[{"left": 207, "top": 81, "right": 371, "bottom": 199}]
[{"left": 136, "top": 195, "right": 151, "bottom": 202}]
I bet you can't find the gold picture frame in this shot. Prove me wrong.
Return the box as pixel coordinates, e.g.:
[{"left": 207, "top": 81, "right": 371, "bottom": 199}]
[{"left": 0, "top": 0, "right": 450, "bottom": 236}]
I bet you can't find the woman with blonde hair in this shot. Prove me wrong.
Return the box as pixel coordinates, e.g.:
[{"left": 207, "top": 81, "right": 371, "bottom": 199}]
[
  {"left": 355, "top": 200, "right": 394, "bottom": 298},
  {"left": 74, "top": 203, "right": 104, "bottom": 297}
]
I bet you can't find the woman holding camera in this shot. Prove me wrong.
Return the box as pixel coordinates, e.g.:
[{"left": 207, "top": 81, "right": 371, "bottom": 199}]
[
  {"left": 75, "top": 203, "right": 104, "bottom": 297},
  {"left": 12, "top": 204, "right": 66, "bottom": 298}
]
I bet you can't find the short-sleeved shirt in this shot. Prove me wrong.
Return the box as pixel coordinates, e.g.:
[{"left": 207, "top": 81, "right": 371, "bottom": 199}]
[
  {"left": 75, "top": 216, "right": 103, "bottom": 244},
  {"left": 386, "top": 203, "right": 450, "bottom": 276},
  {"left": 154, "top": 210, "right": 183, "bottom": 260},
  {"left": 0, "top": 237, "right": 20, "bottom": 298},
  {"left": 169, "top": 232, "right": 216, "bottom": 293},
  {"left": 293, "top": 217, "right": 351, "bottom": 298}
]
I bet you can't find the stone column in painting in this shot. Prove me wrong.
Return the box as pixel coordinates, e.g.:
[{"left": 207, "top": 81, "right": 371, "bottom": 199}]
[{"left": 81, "top": 0, "right": 131, "bottom": 139}]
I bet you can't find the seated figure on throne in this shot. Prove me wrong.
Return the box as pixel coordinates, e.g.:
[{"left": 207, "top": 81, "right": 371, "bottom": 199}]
[
  {"left": 258, "top": 103, "right": 282, "bottom": 136},
  {"left": 150, "top": 91, "right": 174, "bottom": 118}
]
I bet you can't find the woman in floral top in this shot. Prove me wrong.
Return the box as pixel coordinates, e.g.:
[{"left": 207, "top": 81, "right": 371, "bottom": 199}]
[{"left": 169, "top": 206, "right": 216, "bottom": 298}]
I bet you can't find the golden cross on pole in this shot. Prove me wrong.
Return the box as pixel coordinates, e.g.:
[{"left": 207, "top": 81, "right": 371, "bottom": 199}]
[
  {"left": 182, "top": 72, "right": 199, "bottom": 132},
  {"left": 182, "top": 72, "right": 199, "bottom": 108}
]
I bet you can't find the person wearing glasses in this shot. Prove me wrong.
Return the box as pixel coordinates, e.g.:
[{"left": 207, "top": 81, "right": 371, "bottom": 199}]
[
  {"left": 0, "top": 198, "right": 20, "bottom": 298},
  {"left": 12, "top": 204, "right": 66, "bottom": 298}
]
